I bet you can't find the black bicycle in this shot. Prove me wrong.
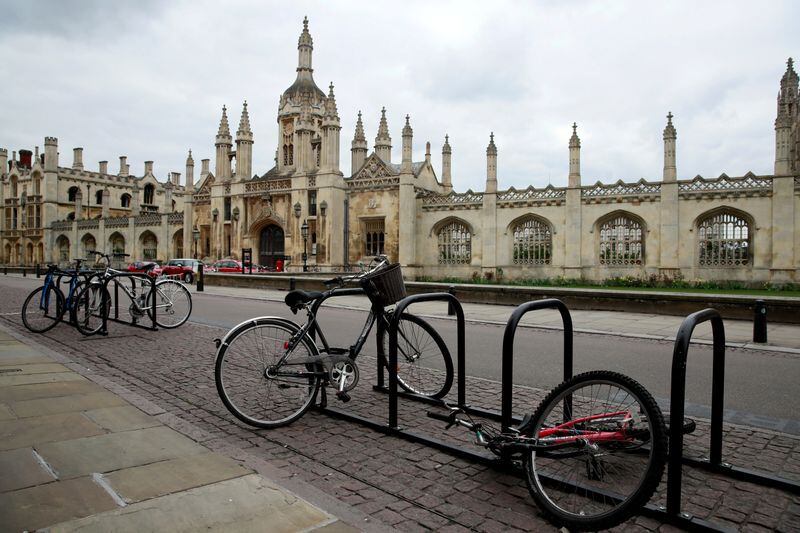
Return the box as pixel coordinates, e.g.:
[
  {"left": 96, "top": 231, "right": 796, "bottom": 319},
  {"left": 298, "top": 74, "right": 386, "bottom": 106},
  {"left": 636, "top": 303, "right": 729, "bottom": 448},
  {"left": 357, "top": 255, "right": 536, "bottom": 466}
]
[
  {"left": 21, "top": 259, "right": 97, "bottom": 333},
  {"left": 215, "top": 256, "right": 454, "bottom": 428}
]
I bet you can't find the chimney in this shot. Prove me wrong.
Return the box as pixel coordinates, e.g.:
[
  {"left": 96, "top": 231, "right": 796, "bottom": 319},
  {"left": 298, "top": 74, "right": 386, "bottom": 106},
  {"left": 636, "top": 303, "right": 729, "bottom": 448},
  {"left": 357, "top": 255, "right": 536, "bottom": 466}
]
[
  {"left": 425, "top": 141, "right": 431, "bottom": 164},
  {"left": 99, "top": 161, "right": 108, "bottom": 174},
  {"left": 201, "top": 158, "right": 210, "bottom": 178},
  {"left": 144, "top": 161, "right": 153, "bottom": 175},
  {"left": 119, "top": 156, "right": 128, "bottom": 176},
  {"left": 171, "top": 172, "right": 181, "bottom": 186},
  {"left": 72, "top": 147, "right": 84, "bottom": 170},
  {"left": 19, "top": 149, "right": 33, "bottom": 169}
]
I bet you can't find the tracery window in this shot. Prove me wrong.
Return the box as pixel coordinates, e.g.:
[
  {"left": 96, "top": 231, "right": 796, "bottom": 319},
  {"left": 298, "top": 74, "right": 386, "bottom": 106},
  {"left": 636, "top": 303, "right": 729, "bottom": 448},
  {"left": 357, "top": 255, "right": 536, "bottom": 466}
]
[
  {"left": 512, "top": 217, "right": 552, "bottom": 265},
  {"left": 697, "top": 211, "right": 750, "bottom": 267},
  {"left": 437, "top": 220, "right": 471, "bottom": 265},
  {"left": 141, "top": 232, "right": 158, "bottom": 261},
  {"left": 598, "top": 214, "right": 643, "bottom": 266},
  {"left": 364, "top": 219, "right": 385, "bottom": 256}
]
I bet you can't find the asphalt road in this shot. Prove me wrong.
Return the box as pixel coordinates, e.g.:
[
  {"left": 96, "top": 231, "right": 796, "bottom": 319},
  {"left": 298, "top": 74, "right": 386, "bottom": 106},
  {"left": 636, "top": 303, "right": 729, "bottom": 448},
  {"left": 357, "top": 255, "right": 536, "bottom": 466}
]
[{"left": 3, "top": 275, "right": 798, "bottom": 433}]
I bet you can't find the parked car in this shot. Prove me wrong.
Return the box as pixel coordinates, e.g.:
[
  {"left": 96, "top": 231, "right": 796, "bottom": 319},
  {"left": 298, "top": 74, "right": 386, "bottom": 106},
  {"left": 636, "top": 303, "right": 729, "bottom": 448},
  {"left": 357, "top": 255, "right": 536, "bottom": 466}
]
[
  {"left": 211, "top": 260, "right": 244, "bottom": 273},
  {"left": 162, "top": 259, "right": 202, "bottom": 282},
  {"left": 127, "top": 261, "right": 163, "bottom": 277}
]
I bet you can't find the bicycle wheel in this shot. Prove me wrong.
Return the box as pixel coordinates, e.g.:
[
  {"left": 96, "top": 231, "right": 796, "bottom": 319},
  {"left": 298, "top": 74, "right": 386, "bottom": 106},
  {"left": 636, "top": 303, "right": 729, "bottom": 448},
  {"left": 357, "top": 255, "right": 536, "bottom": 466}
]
[
  {"left": 523, "top": 371, "right": 667, "bottom": 531},
  {"left": 21, "top": 285, "right": 65, "bottom": 333},
  {"left": 215, "top": 318, "right": 321, "bottom": 428},
  {"left": 146, "top": 279, "right": 192, "bottom": 328},
  {"left": 379, "top": 313, "right": 454, "bottom": 399},
  {"left": 73, "top": 284, "right": 110, "bottom": 336}
]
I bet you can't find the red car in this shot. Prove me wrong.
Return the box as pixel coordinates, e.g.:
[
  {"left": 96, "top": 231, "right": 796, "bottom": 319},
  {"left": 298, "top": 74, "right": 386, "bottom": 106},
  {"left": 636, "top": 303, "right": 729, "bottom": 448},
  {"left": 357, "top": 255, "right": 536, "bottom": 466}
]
[
  {"left": 211, "top": 260, "right": 244, "bottom": 273},
  {"left": 161, "top": 259, "right": 200, "bottom": 282},
  {"left": 127, "top": 261, "right": 163, "bottom": 277}
]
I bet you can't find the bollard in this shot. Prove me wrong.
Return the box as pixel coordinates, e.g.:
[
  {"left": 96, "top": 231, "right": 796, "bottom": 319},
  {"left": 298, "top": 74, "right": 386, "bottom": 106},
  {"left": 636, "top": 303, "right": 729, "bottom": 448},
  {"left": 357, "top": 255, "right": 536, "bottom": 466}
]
[
  {"left": 4, "top": 266, "right": 7, "bottom": 275},
  {"left": 197, "top": 263, "right": 204, "bottom": 292},
  {"left": 23, "top": 267, "right": 26, "bottom": 277},
  {"left": 289, "top": 277, "right": 296, "bottom": 291},
  {"left": 447, "top": 286, "right": 456, "bottom": 316},
  {"left": 753, "top": 300, "right": 767, "bottom": 343},
  {"left": 36, "top": 264, "right": 41, "bottom": 278}
]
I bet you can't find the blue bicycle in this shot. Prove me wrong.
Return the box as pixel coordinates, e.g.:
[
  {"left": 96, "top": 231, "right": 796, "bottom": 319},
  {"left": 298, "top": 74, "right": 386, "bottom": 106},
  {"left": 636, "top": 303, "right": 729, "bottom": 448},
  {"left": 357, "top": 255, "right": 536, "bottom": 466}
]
[{"left": 21, "top": 260, "right": 96, "bottom": 333}]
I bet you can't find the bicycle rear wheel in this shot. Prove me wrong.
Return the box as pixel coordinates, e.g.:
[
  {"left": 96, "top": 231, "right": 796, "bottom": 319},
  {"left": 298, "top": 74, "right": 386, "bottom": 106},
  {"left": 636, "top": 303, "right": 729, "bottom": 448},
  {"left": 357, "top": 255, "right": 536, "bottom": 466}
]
[
  {"left": 215, "top": 318, "right": 321, "bottom": 428},
  {"left": 22, "top": 285, "right": 65, "bottom": 333},
  {"left": 146, "top": 279, "right": 192, "bottom": 328},
  {"left": 524, "top": 371, "right": 667, "bottom": 531},
  {"left": 73, "top": 284, "right": 110, "bottom": 336},
  {"left": 379, "top": 313, "right": 453, "bottom": 399}
]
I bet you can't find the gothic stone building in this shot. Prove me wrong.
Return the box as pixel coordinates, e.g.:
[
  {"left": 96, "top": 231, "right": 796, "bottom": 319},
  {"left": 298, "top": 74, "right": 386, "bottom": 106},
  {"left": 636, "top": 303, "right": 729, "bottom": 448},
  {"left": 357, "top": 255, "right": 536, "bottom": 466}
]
[{"left": 2, "top": 19, "right": 799, "bottom": 283}]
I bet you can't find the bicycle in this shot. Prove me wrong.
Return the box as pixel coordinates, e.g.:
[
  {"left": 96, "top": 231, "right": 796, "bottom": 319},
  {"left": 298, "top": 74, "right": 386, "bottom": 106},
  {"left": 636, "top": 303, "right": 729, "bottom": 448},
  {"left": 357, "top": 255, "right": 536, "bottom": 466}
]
[
  {"left": 73, "top": 252, "right": 193, "bottom": 335},
  {"left": 215, "top": 256, "right": 454, "bottom": 428},
  {"left": 21, "top": 259, "right": 97, "bottom": 333},
  {"left": 427, "top": 371, "right": 670, "bottom": 531}
]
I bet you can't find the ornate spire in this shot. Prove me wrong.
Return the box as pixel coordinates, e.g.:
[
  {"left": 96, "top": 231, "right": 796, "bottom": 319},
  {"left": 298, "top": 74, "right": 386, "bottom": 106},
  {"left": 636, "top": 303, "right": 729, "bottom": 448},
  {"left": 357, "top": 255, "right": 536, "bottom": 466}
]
[
  {"left": 442, "top": 134, "right": 452, "bottom": 154},
  {"left": 402, "top": 114, "right": 413, "bottom": 137},
  {"left": 186, "top": 149, "right": 194, "bottom": 165},
  {"left": 353, "top": 111, "right": 366, "bottom": 143},
  {"left": 781, "top": 57, "right": 797, "bottom": 86},
  {"left": 663, "top": 112, "right": 677, "bottom": 140},
  {"left": 237, "top": 101, "right": 251, "bottom": 136},
  {"left": 569, "top": 122, "right": 580, "bottom": 148},
  {"left": 217, "top": 105, "right": 231, "bottom": 139},
  {"left": 486, "top": 132, "right": 497, "bottom": 155},
  {"left": 298, "top": 16, "right": 312, "bottom": 48},
  {"left": 376, "top": 107, "right": 391, "bottom": 141},
  {"left": 375, "top": 107, "right": 392, "bottom": 163},
  {"left": 326, "top": 82, "right": 339, "bottom": 118}
]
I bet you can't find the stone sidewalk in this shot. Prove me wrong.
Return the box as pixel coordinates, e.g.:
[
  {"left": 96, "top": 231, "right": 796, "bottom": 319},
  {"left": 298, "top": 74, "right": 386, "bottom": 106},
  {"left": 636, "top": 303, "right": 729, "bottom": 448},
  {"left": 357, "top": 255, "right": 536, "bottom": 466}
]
[
  {"left": 0, "top": 324, "right": 375, "bottom": 533},
  {"left": 199, "top": 284, "right": 800, "bottom": 354}
]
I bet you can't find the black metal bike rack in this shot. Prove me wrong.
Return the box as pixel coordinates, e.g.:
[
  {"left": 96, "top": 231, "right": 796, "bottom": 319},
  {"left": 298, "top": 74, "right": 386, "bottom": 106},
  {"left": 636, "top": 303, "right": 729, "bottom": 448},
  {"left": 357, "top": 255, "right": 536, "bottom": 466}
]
[{"left": 98, "top": 272, "right": 158, "bottom": 335}]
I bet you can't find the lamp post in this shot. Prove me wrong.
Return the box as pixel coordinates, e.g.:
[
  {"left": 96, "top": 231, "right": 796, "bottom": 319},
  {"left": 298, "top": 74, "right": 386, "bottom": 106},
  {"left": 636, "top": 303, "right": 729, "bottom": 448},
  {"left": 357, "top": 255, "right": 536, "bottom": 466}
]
[
  {"left": 192, "top": 226, "right": 200, "bottom": 259},
  {"left": 301, "top": 219, "right": 309, "bottom": 272}
]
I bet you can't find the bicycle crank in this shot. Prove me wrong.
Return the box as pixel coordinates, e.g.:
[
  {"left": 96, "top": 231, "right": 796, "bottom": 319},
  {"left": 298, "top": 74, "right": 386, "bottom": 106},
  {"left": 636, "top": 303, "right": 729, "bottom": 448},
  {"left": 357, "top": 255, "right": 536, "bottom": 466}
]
[{"left": 330, "top": 361, "right": 359, "bottom": 403}]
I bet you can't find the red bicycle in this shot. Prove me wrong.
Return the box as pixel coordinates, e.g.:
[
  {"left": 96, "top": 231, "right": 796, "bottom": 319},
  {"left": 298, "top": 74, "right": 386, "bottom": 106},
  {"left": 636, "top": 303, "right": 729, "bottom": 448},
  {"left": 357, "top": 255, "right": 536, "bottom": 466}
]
[{"left": 429, "top": 370, "right": 669, "bottom": 531}]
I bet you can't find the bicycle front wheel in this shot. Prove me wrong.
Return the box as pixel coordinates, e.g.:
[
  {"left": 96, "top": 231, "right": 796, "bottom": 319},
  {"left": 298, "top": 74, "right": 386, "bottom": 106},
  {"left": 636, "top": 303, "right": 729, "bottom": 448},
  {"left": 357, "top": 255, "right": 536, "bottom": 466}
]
[
  {"left": 379, "top": 313, "right": 453, "bottom": 399},
  {"left": 22, "top": 285, "right": 65, "bottom": 333},
  {"left": 73, "top": 284, "right": 110, "bottom": 336},
  {"left": 215, "top": 318, "right": 321, "bottom": 428},
  {"left": 146, "top": 279, "right": 192, "bottom": 328},
  {"left": 524, "top": 371, "right": 667, "bottom": 531}
]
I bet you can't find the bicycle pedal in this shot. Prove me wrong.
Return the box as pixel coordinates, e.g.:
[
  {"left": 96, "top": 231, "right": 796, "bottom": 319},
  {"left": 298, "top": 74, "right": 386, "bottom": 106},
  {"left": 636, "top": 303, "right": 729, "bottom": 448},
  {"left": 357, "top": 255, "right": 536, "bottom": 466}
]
[{"left": 336, "top": 391, "right": 351, "bottom": 403}]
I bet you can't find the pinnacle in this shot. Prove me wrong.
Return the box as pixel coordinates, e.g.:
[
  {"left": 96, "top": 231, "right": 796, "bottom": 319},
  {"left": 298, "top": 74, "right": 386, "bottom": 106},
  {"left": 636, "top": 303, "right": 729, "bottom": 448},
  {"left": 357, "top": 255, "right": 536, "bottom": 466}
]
[
  {"left": 187, "top": 149, "right": 194, "bottom": 164},
  {"left": 217, "top": 106, "right": 231, "bottom": 138},
  {"left": 353, "top": 110, "right": 366, "bottom": 143},
  {"left": 487, "top": 132, "right": 497, "bottom": 154},
  {"left": 376, "top": 107, "right": 391, "bottom": 142},
  {"left": 402, "top": 114, "right": 413, "bottom": 136},
  {"left": 237, "top": 101, "right": 252, "bottom": 136}
]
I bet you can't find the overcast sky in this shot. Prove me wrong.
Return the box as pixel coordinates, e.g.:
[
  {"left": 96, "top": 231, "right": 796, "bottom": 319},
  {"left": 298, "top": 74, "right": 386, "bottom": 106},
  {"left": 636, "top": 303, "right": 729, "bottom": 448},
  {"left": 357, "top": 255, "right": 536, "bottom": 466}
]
[{"left": 1, "top": 0, "right": 796, "bottom": 192}]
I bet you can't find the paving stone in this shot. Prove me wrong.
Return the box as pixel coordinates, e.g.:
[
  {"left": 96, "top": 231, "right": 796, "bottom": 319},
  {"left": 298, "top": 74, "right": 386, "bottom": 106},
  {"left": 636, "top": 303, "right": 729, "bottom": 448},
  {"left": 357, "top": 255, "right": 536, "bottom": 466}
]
[
  {"left": 0, "top": 371, "right": 86, "bottom": 387},
  {"left": 36, "top": 426, "right": 208, "bottom": 479},
  {"left": 0, "top": 411, "right": 104, "bottom": 451},
  {"left": 48, "top": 474, "right": 331, "bottom": 533},
  {"left": 83, "top": 405, "right": 161, "bottom": 432},
  {"left": 0, "top": 447, "right": 57, "bottom": 492},
  {"left": 0, "top": 475, "right": 118, "bottom": 532},
  {"left": 0, "top": 352, "right": 54, "bottom": 365},
  {"left": 0, "top": 379, "right": 102, "bottom": 402},
  {"left": 0, "top": 402, "right": 15, "bottom": 420},
  {"left": 105, "top": 451, "right": 250, "bottom": 503},
  {"left": 0, "top": 362, "right": 70, "bottom": 375},
  {"left": 9, "top": 391, "right": 128, "bottom": 418}
]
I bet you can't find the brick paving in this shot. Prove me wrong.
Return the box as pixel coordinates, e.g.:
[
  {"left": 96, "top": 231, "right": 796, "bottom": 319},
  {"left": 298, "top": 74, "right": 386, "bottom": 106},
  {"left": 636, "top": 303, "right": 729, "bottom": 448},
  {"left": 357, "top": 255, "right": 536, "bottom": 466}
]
[{"left": 2, "top": 283, "right": 800, "bottom": 532}]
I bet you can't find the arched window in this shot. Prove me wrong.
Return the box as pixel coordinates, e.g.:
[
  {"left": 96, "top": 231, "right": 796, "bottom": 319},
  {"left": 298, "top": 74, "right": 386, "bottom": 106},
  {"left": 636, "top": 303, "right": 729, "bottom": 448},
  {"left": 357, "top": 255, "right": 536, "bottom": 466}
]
[
  {"left": 697, "top": 210, "right": 751, "bottom": 267},
  {"left": 364, "top": 219, "right": 385, "bottom": 256},
  {"left": 68, "top": 186, "right": 80, "bottom": 202},
  {"left": 143, "top": 184, "right": 155, "bottom": 205},
  {"left": 56, "top": 235, "right": 70, "bottom": 262},
  {"left": 95, "top": 190, "right": 104, "bottom": 205},
  {"left": 81, "top": 234, "right": 97, "bottom": 257},
  {"left": 141, "top": 231, "right": 158, "bottom": 261},
  {"left": 121, "top": 193, "right": 131, "bottom": 208},
  {"left": 109, "top": 232, "right": 125, "bottom": 255},
  {"left": 437, "top": 220, "right": 471, "bottom": 265},
  {"left": 598, "top": 214, "right": 644, "bottom": 266},
  {"left": 287, "top": 145, "right": 294, "bottom": 166},
  {"left": 11, "top": 176, "right": 18, "bottom": 197},
  {"left": 66, "top": 212, "right": 75, "bottom": 221},
  {"left": 512, "top": 217, "right": 552, "bottom": 265}
]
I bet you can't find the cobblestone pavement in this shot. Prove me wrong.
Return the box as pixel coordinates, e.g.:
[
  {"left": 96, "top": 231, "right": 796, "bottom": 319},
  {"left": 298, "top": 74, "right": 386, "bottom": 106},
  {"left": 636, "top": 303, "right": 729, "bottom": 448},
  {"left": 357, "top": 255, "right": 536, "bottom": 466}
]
[{"left": 3, "top": 283, "right": 799, "bottom": 532}]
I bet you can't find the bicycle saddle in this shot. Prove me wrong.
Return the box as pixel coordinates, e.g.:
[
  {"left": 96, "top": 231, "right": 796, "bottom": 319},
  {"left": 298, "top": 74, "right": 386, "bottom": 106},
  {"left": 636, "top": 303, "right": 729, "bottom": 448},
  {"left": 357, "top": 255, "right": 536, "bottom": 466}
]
[{"left": 284, "top": 290, "right": 323, "bottom": 310}]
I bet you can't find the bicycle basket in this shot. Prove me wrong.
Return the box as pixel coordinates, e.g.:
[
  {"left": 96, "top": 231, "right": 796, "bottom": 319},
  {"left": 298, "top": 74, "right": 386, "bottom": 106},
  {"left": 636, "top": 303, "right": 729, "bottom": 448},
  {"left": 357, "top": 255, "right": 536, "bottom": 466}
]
[{"left": 362, "top": 263, "right": 406, "bottom": 307}]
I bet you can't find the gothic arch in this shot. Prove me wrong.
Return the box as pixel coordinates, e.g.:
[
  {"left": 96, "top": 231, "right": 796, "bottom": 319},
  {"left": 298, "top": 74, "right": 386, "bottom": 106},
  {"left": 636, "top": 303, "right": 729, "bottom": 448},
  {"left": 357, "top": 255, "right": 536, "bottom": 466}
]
[
  {"left": 108, "top": 232, "right": 126, "bottom": 255},
  {"left": 432, "top": 217, "right": 473, "bottom": 265},
  {"left": 430, "top": 216, "right": 475, "bottom": 237},
  {"left": 692, "top": 205, "right": 755, "bottom": 230},
  {"left": 505, "top": 213, "right": 554, "bottom": 234},
  {"left": 507, "top": 214, "right": 554, "bottom": 266},
  {"left": 694, "top": 206, "right": 754, "bottom": 267},
  {"left": 172, "top": 229, "right": 184, "bottom": 257},
  {"left": 139, "top": 230, "right": 158, "bottom": 261},
  {"left": 67, "top": 186, "right": 80, "bottom": 202},
  {"left": 55, "top": 235, "right": 70, "bottom": 263},
  {"left": 80, "top": 233, "right": 97, "bottom": 257},
  {"left": 594, "top": 210, "right": 647, "bottom": 267}
]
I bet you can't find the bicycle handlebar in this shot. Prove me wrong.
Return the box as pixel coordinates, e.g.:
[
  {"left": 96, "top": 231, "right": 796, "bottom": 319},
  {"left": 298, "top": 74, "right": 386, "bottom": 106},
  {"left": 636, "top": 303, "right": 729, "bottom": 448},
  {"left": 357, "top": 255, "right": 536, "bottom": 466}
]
[{"left": 323, "top": 256, "right": 389, "bottom": 288}]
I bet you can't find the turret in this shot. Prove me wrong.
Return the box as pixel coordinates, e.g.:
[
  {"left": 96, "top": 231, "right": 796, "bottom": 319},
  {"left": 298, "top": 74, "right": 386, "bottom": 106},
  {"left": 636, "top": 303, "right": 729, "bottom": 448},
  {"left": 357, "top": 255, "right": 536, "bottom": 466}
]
[
  {"left": 568, "top": 123, "right": 581, "bottom": 188},
  {"left": 401, "top": 115, "right": 413, "bottom": 172},
  {"left": 442, "top": 135, "right": 452, "bottom": 190},
  {"left": 485, "top": 132, "right": 497, "bottom": 193},
  {"left": 775, "top": 57, "right": 798, "bottom": 175},
  {"left": 663, "top": 112, "right": 677, "bottom": 182},
  {"left": 321, "top": 83, "right": 341, "bottom": 173},
  {"left": 44, "top": 137, "right": 58, "bottom": 172},
  {"left": 236, "top": 101, "right": 253, "bottom": 179},
  {"left": 375, "top": 107, "right": 392, "bottom": 164},
  {"left": 0, "top": 148, "right": 7, "bottom": 176},
  {"left": 185, "top": 149, "right": 195, "bottom": 190},
  {"left": 215, "top": 105, "right": 233, "bottom": 179},
  {"left": 351, "top": 111, "right": 368, "bottom": 174}
]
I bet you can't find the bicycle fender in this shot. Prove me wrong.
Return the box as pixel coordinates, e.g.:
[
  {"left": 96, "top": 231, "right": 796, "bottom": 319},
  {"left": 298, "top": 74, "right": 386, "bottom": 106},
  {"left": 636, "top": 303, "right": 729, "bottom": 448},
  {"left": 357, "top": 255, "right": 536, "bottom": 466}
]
[{"left": 215, "top": 316, "right": 318, "bottom": 355}]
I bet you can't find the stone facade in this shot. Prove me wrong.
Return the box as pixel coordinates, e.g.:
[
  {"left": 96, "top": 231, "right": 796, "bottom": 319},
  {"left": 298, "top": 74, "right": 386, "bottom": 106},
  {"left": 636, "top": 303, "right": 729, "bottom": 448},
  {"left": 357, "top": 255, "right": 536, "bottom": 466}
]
[{"left": 2, "top": 20, "right": 799, "bottom": 283}]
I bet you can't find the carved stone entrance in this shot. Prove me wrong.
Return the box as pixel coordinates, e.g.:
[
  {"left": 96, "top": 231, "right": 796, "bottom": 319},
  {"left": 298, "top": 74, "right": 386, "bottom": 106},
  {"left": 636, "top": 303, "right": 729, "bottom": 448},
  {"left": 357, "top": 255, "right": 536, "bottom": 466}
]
[{"left": 259, "top": 224, "right": 285, "bottom": 269}]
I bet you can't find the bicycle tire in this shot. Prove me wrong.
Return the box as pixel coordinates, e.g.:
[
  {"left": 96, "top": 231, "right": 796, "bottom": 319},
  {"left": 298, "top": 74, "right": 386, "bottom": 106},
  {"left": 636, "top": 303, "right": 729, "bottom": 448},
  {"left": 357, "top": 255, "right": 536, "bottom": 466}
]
[
  {"left": 146, "top": 279, "right": 192, "bottom": 328},
  {"left": 523, "top": 370, "right": 667, "bottom": 531},
  {"left": 215, "top": 317, "right": 321, "bottom": 428},
  {"left": 378, "top": 313, "right": 454, "bottom": 399},
  {"left": 21, "top": 285, "right": 65, "bottom": 333},
  {"left": 73, "top": 284, "right": 110, "bottom": 336}
]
